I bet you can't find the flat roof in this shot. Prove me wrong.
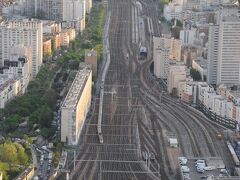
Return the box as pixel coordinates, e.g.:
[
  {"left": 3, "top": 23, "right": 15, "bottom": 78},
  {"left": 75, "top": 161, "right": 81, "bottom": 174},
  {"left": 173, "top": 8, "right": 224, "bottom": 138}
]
[{"left": 62, "top": 63, "right": 91, "bottom": 109}]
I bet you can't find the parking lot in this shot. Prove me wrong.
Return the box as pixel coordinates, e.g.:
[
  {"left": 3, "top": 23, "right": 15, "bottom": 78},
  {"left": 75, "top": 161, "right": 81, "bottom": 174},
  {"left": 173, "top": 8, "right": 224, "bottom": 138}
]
[{"left": 179, "top": 157, "right": 229, "bottom": 180}]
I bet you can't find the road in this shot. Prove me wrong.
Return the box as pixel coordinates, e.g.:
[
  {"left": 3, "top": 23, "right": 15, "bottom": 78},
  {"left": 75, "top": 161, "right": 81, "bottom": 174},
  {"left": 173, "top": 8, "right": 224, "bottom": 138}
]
[{"left": 56, "top": 0, "right": 235, "bottom": 179}]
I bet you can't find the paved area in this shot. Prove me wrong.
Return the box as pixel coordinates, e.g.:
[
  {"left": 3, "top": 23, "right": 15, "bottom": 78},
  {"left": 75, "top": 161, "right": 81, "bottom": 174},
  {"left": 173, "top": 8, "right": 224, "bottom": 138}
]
[{"left": 180, "top": 158, "right": 228, "bottom": 180}]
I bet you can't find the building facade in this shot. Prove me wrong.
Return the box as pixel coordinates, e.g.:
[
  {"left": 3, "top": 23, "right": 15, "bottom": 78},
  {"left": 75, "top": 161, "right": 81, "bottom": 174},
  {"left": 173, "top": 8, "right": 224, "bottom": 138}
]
[
  {"left": 85, "top": 50, "right": 97, "bottom": 77},
  {"left": 61, "top": 63, "right": 92, "bottom": 145},
  {"left": 0, "top": 45, "right": 32, "bottom": 108},
  {"left": 217, "top": 17, "right": 240, "bottom": 85},
  {"left": 167, "top": 64, "right": 187, "bottom": 95},
  {"left": 0, "top": 19, "right": 42, "bottom": 77},
  {"left": 207, "top": 24, "right": 219, "bottom": 85},
  {"left": 207, "top": 4, "right": 240, "bottom": 86},
  {"left": 153, "top": 36, "right": 182, "bottom": 79},
  {"left": 43, "top": 39, "right": 52, "bottom": 57}
]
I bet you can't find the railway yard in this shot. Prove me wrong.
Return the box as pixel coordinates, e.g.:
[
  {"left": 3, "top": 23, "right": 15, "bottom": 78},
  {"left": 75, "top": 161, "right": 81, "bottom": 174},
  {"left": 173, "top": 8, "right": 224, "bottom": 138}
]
[{"left": 57, "top": 0, "right": 238, "bottom": 179}]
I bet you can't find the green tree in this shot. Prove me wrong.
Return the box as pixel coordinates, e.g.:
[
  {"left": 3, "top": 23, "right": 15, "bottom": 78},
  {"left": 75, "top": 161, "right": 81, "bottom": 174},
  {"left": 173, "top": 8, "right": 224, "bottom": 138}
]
[
  {"left": 23, "top": 135, "right": 33, "bottom": 145},
  {"left": 5, "top": 115, "right": 21, "bottom": 132},
  {"left": 14, "top": 143, "right": 28, "bottom": 165},
  {"left": 0, "top": 142, "right": 18, "bottom": 165},
  {"left": 44, "top": 89, "right": 59, "bottom": 109},
  {"left": 0, "top": 162, "right": 9, "bottom": 180},
  {"left": 190, "top": 68, "right": 202, "bottom": 81}
]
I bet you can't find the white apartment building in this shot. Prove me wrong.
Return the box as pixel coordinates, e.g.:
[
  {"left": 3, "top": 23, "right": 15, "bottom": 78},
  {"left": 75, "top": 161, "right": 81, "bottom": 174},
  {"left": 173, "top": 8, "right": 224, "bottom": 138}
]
[
  {"left": 0, "top": 19, "right": 42, "bottom": 77},
  {"left": 207, "top": 4, "right": 240, "bottom": 85},
  {"left": 61, "top": 63, "right": 92, "bottom": 145},
  {"left": 0, "top": 77, "right": 22, "bottom": 108},
  {"left": 0, "top": 45, "right": 32, "bottom": 108},
  {"left": 217, "top": 16, "right": 240, "bottom": 85},
  {"left": 167, "top": 64, "right": 187, "bottom": 95},
  {"left": 63, "top": 0, "right": 86, "bottom": 22},
  {"left": 4, "top": 45, "right": 32, "bottom": 87},
  {"left": 163, "top": 2, "right": 183, "bottom": 21},
  {"left": 207, "top": 24, "right": 219, "bottom": 85},
  {"left": 153, "top": 37, "right": 169, "bottom": 79},
  {"left": 3, "top": 0, "right": 88, "bottom": 22},
  {"left": 181, "top": 81, "right": 214, "bottom": 104},
  {"left": 180, "top": 28, "right": 197, "bottom": 45}
]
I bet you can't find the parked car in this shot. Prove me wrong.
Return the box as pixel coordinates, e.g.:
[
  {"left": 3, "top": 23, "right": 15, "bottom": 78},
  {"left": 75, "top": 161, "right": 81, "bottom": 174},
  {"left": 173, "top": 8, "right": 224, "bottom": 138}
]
[{"left": 181, "top": 166, "right": 190, "bottom": 173}]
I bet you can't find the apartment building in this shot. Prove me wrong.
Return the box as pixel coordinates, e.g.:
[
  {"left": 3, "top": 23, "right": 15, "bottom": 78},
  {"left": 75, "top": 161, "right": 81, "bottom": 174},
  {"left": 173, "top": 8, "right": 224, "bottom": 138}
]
[
  {"left": 0, "top": 44, "right": 32, "bottom": 108},
  {"left": 43, "top": 38, "right": 52, "bottom": 57},
  {"left": 167, "top": 64, "right": 187, "bottom": 96},
  {"left": 153, "top": 36, "right": 182, "bottom": 79},
  {"left": 85, "top": 50, "right": 97, "bottom": 77},
  {"left": 0, "top": 19, "right": 42, "bottom": 77},
  {"left": 163, "top": 2, "right": 183, "bottom": 21},
  {"left": 217, "top": 16, "right": 240, "bottom": 85},
  {"left": 0, "top": 45, "right": 32, "bottom": 108},
  {"left": 61, "top": 63, "right": 92, "bottom": 145},
  {"left": 0, "top": 78, "right": 21, "bottom": 108},
  {"left": 60, "top": 31, "right": 70, "bottom": 47},
  {"left": 207, "top": 24, "right": 219, "bottom": 85},
  {"left": 154, "top": 46, "right": 169, "bottom": 79},
  {"left": 207, "top": 4, "right": 240, "bottom": 85},
  {"left": 180, "top": 28, "right": 197, "bottom": 45},
  {"left": 63, "top": 28, "right": 76, "bottom": 41}
]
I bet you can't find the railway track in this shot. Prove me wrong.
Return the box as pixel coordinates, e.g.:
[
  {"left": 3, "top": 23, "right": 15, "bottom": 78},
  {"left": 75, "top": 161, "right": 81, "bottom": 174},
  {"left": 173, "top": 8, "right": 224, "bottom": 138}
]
[
  {"left": 65, "top": 0, "right": 161, "bottom": 179},
  {"left": 58, "top": 0, "right": 235, "bottom": 179}
]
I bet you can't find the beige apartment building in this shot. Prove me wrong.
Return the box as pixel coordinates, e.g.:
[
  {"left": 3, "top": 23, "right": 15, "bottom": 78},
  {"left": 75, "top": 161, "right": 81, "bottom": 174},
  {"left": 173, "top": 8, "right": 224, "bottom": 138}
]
[
  {"left": 61, "top": 63, "right": 92, "bottom": 145},
  {"left": 43, "top": 38, "right": 52, "bottom": 57},
  {"left": 85, "top": 50, "right": 97, "bottom": 77},
  {"left": 153, "top": 36, "right": 182, "bottom": 79}
]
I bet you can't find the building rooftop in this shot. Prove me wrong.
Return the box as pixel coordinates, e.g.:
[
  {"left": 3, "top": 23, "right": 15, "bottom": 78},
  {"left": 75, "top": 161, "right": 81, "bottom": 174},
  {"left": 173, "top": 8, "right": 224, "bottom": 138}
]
[
  {"left": 194, "top": 57, "right": 207, "bottom": 69},
  {"left": 62, "top": 63, "right": 91, "bottom": 109},
  {"left": 15, "top": 165, "right": 34, "bottom": 180}
]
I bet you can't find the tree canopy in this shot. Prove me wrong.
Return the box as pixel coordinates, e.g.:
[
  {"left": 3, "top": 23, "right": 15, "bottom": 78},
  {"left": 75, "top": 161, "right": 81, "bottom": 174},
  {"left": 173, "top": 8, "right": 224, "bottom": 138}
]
[{"left": 190, "top": 68, "right": 202, "bottom": 81}]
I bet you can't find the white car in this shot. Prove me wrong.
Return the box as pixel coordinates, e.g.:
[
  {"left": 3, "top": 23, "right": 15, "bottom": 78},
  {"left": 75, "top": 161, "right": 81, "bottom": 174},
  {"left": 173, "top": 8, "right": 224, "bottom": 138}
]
[
  {"left": 220, "top": 169, "right": 228, "bottom": 174},
  {"left": 195, "top": 160, "right": 205, "bottom": 164},
  {"left": 195, "top": 162, "right": 206, "bottom": 167},
  {"left": 204, "top": 166, "right": 213, "bottom": 171},
  {"left": 181, "top": 166, "right": 190, "bottom": 173},
  {"left": 183, "top": 173, "right": 190, "bottom": 179},
  {"left": 180, "top": 160, "right": 187, "bottom": 165},
  {"left": 179, "top": 157, "right": 188, "bottom": 164},
  {"left": 197, "top": 166, "right": 205, "bottom": 173}
]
